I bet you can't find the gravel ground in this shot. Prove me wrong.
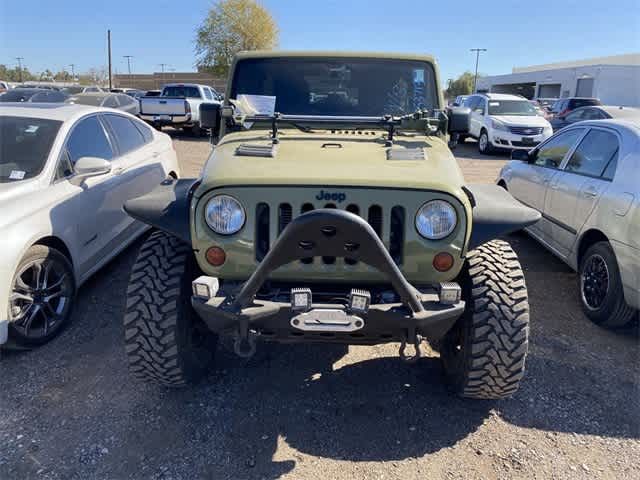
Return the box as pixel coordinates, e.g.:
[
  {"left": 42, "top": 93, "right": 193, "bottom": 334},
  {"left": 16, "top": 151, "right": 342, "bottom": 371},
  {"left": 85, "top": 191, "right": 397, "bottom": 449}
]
[{"left": 1, "top": 130, "right": 639, "bottom": 480}]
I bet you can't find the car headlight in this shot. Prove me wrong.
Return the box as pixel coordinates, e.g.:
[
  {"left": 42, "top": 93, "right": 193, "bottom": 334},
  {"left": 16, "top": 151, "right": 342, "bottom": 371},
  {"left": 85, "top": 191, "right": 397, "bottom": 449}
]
[
  {"left": 543, "top": 125, "right": 553, "bottom": 135},
  {"left": 415, "top": 200, "right": 458, "bottom": 240},
  {"left": 205, "top": 195, "right": 246, "bottom": 235},
  {"left": 491, "top": 119, "right": 509, "bottom": 131}
]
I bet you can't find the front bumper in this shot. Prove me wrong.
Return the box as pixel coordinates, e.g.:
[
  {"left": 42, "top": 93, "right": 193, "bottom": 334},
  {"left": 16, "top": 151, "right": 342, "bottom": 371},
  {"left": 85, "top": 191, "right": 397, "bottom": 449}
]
[
  {"left": 191, "top": 209, "right": 465, "bottom": 346},
  {"left": 490, "top": 130, "right": 551, "bottom": 149}
]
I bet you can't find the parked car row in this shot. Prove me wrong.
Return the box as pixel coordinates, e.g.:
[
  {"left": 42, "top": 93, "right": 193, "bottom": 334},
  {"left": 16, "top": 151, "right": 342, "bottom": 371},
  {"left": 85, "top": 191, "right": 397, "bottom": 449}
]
[
  {"left": 1, "top": 81, "right": 224, "bottom": 136},
  {"left": 0, "top": 103, "right": 180, "bottom": 347}
]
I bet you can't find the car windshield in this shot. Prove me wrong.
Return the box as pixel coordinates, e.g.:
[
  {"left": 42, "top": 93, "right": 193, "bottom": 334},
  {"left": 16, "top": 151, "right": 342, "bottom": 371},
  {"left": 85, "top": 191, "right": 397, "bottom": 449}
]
[
  {"left": 230, "top": 57, "right": 439, "bottom": 116},
  {"left": 0, "top": 116, "right": 62, "bottom": 182},
  {"left": 163, "top": 86, "right": 201, "bottom": 98},
  {"left": 62, "top": 86, "right": 84, "bottom": 94},
  {"left": 488, "top": 100, "right": 538, "bottom": 116},
  {"left": 67, "top": 95, "right": 104, "bottom": 106},
  {"left": 572, "top": 98, "right": 601, "bottom": 108}
]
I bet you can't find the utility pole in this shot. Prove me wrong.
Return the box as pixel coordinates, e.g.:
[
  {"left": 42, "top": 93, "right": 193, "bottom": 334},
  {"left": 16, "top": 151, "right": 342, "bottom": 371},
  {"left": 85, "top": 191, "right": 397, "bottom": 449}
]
[
  {"left": 69, "top": 64, "right": 75, "bottom": 82},
  {"left": 470, "top": 48, "right": 487, "bottom": 93},
  {"left": 15, "top": 57, "right": 24, "bottom": 83},
  {"left": 123, "top": 55, "right": 133, "bottom": 87},
  {"left": 158, "top": 63, "right": 168, "bottom": 89},
  {"left": 107, "top": 30, "right": 112, "bottom": 90}
]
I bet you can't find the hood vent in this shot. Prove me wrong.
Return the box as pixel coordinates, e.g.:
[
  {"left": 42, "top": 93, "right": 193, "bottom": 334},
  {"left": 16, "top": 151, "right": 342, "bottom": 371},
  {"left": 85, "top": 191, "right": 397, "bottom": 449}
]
[
  {"left": 387, "top": 148, "right": 425, "bottom": 161},
  {"left": 235, "top": 143, "right": 277, "bottom": 158}
]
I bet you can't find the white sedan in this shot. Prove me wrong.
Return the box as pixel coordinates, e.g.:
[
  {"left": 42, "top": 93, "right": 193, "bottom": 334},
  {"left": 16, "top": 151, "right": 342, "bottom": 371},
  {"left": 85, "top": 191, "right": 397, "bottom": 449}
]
[{"left": 0, "top": 103, "right": 180, "bottom": 347}]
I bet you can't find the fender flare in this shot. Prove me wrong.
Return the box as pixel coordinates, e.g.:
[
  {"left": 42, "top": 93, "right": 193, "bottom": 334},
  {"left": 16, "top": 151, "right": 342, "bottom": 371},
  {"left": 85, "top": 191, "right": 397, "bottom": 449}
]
[
  {"left": 465, "top": 184, "right": 541, "bottom": 250},
  {"left": 123, "top": 178, "right": 198, "bottom": 244}
]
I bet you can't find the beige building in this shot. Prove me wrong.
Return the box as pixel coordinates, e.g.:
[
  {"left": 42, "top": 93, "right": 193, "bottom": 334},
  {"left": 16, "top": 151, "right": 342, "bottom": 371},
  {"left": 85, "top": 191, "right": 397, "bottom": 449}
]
[{"left": 113, "top": 71, "right": 227, "bottom": 93}]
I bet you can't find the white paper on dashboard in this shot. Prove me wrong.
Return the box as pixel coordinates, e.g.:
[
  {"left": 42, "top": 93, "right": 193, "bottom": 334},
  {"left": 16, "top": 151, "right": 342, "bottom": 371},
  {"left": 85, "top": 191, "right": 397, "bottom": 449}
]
[
  {"left": 235, "top": 94, "right": 276, "bottom": 116},
  {"left": 9, "top": 170, "right": 26, "bottom": 180}
]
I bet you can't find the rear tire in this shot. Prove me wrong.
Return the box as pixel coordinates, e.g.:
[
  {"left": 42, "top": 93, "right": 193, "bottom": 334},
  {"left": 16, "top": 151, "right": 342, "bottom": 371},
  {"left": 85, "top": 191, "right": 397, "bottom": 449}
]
[
  {"left": 123, "top": 231, "right": 218, "bottom": 386},
  {"left": 441, "top": 240, "right": 529, "bottom": 399},
  {"left": 579, "top": 241, "right": 637, "bottom": 328}
]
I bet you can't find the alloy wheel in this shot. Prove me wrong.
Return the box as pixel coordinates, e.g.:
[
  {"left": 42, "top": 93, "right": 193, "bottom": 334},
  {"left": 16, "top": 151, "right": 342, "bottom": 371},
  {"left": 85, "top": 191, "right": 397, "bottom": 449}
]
[
  {"left": 9, "top": 258, "right": 74, "bottom": 339},
  {"left": 581, "top": 254, "right": 610, "bottom": 311}
]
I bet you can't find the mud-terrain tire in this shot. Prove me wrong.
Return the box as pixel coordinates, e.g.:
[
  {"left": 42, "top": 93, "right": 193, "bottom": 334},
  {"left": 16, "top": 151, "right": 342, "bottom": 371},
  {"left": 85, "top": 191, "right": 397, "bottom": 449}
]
[
  {"left": 124, "top": 231, "right": 218, "bottom": 386},
  {"left": 441, "top": 239, "right": 529, "bottom": 399},
  {"left": 579, "top": 241, "right": 637, "bottom": 328}
]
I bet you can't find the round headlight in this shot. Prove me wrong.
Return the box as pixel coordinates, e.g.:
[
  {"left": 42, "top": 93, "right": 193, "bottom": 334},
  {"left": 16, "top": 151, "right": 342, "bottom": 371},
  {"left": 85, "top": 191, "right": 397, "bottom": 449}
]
[
  {"left": 205, "top": 195, "right": 245, "bottom": 235},
  {"left": 416, "top": 200, "right": 457, "bottom": 240}
]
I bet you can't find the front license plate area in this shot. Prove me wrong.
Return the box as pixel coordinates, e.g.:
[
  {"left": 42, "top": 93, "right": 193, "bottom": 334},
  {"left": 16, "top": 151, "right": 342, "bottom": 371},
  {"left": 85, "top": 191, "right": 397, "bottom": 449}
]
[
  {"left": 291, "top": 309, "right": 364, "bottom": 332},
  {"left": 155, "top": 115, "right": 171, "bottom": 121},
  {"left": 521, "top": 137, "right": 535, "bottom": 144}
]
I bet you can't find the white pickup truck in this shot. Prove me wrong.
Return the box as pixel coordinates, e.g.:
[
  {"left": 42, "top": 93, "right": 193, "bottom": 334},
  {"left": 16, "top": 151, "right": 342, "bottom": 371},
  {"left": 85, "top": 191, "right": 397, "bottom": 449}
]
[{"left": 139, "top": 83, "right": 222, "bottom": 135}]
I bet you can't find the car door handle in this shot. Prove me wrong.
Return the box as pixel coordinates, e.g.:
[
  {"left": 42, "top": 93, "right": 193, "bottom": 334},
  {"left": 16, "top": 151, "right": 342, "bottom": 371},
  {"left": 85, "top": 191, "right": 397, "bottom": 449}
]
[{"left": 583, "top": 188, "right": 598, "bottom": 198}]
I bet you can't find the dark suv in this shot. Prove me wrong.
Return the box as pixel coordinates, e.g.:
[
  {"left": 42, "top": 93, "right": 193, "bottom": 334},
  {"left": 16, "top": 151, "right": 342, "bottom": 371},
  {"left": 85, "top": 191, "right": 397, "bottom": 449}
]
[{"left": 551, "top": 97, "right": 602, "bottom": 117}]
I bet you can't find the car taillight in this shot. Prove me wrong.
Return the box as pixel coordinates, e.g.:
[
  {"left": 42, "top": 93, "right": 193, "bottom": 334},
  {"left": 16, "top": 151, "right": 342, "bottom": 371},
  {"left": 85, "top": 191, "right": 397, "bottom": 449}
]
[
  {"left": 559, "top": 108, "right": 569, "bottom": 116},
  {"left": 184, "top": 100, "right": 191, "bottom": 113}
]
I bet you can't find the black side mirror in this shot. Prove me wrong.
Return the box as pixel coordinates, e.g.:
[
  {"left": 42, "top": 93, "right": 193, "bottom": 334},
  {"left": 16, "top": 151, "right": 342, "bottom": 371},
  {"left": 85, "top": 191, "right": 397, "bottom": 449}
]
[
  {"left": 511, "top": 149, "right": 531, "bottom": 161},
  {"left": 447, "top": 107, "right": 471, "bottom": 134},
  {"left": 199, "top": 103, "right": 221, "bottom": 138}
]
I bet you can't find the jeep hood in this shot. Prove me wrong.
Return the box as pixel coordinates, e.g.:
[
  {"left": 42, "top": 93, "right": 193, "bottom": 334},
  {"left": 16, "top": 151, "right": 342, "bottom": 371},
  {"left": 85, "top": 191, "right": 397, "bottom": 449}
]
[{"left": 198, "top": 130, "right": 466, "bottom": 197}]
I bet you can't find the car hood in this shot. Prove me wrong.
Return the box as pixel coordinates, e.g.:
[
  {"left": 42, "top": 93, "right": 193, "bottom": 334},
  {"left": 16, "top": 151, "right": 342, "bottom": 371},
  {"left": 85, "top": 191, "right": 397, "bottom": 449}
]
[
  {"left": 0, "top": 179, "right": 43, "bottom": 228},
  {"left": 492, "top": 115, "right": 550, "bottom": 127},
  {"left": 197, "top": 129, "right": 467, "bottom": 197}
]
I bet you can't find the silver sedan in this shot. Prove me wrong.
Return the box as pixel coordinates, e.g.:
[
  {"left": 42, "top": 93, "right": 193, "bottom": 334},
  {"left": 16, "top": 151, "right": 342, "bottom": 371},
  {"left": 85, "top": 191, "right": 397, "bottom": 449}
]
[{"left": 498, "top": 118, "right": 639, "bottom": 328}]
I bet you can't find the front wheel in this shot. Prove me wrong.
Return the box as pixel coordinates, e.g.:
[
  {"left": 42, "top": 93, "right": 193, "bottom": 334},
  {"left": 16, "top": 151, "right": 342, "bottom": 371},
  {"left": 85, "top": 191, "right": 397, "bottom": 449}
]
[
  {"left": 579, "top": 241, "right": 637, "bottom": 328},
  {"left": 478, "top": 130, "right": 494, "bottom": 155},
  {"left": 441, "top": 240, "right": 529, "bottom": 399},
  {"left": 123, "top": 231, "right": 218, "bottom": 386},
  {"left": 8, "top": 245, "right": 75, "bottom": 347}
]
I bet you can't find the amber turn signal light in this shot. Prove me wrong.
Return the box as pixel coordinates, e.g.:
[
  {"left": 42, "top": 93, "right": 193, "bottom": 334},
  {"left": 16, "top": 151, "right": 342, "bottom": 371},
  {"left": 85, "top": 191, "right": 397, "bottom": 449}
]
[
  {"left": 433, "top": 252, "right": 454, "bottom": 272},
  {"left": 205, "top": 246, "right": 226, "bottom": 266}
]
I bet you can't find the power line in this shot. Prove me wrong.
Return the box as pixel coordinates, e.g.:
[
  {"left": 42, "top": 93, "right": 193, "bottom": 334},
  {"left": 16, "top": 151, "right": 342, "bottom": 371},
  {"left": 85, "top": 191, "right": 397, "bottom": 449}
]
[{"left": 470, "top": 48, "right": 487, "bottom": 93}]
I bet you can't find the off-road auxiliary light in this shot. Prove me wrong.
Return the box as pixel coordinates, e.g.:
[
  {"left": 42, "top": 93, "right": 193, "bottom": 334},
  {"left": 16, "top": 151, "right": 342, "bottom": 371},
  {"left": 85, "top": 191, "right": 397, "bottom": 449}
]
[
  {"left": 348, "top": 289, "right": 371, "bottom": 314},
  {"left": 192, "top": 276, "right": 220, "bottom": 300},
  {"left": 437, "top": 282, "right": 461, "bottom": 305},
  {"left": 291, "top": 288, "right": 312, "bottom": 312}
]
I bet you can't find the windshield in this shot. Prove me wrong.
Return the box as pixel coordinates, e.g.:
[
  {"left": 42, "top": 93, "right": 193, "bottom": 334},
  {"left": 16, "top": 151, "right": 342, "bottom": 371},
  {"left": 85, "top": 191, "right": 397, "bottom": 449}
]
[
  {"left": 230, "top": 57, "right": 439, "bottom": 116},
  {"left": 488, "top": 100, "right": 538, "bottom": 116},
  {"left": 163, "top": 86, "right": 201, "bottom": 98},
  {"left": 62, "top": 86, "right": 84, "bottom": 94},
  {"left": 0, "top": 116, "right": 62, "bottom": 183},
  {"left": 67, "top": 95, "right": 104, "bottom": 106}
]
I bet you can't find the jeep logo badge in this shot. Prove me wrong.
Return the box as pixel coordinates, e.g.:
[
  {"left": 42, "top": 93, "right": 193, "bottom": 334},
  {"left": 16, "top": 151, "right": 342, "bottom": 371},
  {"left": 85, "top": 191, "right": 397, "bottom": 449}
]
[{"left": 316, "top": 190, "right": 346, "bottom": 203}]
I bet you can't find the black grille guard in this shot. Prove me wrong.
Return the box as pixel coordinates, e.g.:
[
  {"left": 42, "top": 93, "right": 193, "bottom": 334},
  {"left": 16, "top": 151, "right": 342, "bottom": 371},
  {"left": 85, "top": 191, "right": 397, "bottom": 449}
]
[{"left": 191, "top": 210, "right": 466, "bottom": 350}]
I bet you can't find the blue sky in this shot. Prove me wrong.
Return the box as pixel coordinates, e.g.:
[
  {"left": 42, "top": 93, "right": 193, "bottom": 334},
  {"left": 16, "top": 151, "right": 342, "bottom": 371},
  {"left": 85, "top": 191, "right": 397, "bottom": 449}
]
[{"left": 1, "top": 0, "right": 638, "bottom": 82}]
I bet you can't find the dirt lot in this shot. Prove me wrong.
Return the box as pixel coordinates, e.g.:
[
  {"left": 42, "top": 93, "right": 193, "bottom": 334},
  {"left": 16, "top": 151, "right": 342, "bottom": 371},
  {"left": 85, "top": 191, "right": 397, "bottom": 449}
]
[{"left": 1, "top": 131, "right": 638, "bottom": 480}]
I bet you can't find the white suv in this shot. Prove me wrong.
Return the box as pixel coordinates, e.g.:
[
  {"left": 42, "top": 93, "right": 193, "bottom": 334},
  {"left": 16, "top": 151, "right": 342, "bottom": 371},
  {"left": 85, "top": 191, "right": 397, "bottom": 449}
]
[{"left": 462, "top": 93, "right": 553, "bottom": 154}]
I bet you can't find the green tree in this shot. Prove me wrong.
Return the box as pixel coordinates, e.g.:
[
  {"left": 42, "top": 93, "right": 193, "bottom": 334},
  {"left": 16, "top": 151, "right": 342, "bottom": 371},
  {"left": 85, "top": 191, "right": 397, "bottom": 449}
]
[
  {"left": 195, "top": 0, "right": 278, "bottom": 76},
  {"left": 0, "top": 64, "right": 35, "bottom": 82},
  {"left": 445, "top": 71, "right": 477, "bottom": 99}
]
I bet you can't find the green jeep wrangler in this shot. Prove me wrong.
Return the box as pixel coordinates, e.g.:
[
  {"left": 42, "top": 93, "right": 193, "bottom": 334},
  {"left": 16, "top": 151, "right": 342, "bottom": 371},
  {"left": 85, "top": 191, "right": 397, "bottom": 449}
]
[{"left": 123, "top": 51, "right": 540, "bottom": 399}]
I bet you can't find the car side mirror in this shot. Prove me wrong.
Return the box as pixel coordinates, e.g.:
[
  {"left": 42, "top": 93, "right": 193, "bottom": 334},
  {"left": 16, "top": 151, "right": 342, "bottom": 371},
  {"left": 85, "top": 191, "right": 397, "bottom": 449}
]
[
  {"left": 511, "top": 149, "right": 531, "bottom": 162},
  {"left": 447, "top": 107, "right": 471, "bottom": 135},
  {"left": 200, "top": 103, "right": 221, "bottom": 138},
  {"left": 70, "top": 157, "right": 111, "bottom": 185}
]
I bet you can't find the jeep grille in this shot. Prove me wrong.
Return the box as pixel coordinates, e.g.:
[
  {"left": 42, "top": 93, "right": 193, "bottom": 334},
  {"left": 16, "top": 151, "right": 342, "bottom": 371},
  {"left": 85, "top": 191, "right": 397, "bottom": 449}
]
[{"left": 255, "top": 202, "right": 405, "bottom": 266}]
